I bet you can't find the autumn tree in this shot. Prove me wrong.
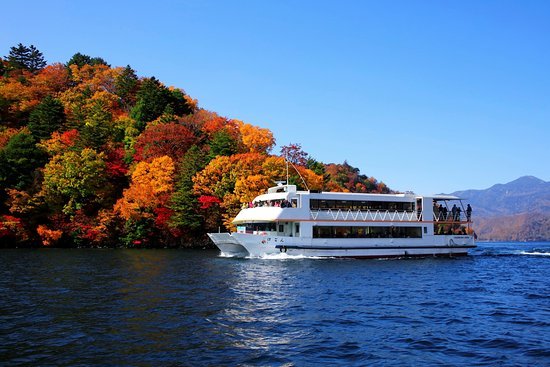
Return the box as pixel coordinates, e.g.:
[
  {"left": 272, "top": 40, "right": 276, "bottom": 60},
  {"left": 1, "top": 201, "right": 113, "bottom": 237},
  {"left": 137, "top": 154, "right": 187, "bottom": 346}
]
[
  {"left": 236, "top": 120, "right": 275, "bottom": 153},
  {"left": 193, "top": 153, "right": 324, "bottom": 230},
  {"left": 80, "top": 99, "right": 112, "bottom": 149},
  {"left": 280, "top": 143, "right": 309, "bottom": 166},
  {"left": 28, "top": 96, "right": 66, "bottom": 140},
  {"left": 115, "top": 155, "right": 175, "bottom": 221},
  {"left": 133, "top": 122, "right": 198, "bottom": 163},
  {"left": 6, "top": 43, "right": 46, "bottom": 73},
  {"left": 41, "top": 148, "right": 109, "bottom": 215}
]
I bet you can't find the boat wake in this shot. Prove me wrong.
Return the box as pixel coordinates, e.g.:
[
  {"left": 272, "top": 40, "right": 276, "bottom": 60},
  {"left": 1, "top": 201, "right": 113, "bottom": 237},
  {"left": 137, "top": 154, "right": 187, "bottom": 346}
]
[
  {"left": 519, "top": 251, "right": 550, "bottom": 257},
  {"left": 253, "top": 253, "right": 326, "bottom": 260}
]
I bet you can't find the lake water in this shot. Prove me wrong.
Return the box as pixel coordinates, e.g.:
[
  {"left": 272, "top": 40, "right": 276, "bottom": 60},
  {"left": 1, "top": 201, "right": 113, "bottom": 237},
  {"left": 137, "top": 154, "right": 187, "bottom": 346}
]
[{"left": 1, "top": 242, "right": 549, "bottom": 366}]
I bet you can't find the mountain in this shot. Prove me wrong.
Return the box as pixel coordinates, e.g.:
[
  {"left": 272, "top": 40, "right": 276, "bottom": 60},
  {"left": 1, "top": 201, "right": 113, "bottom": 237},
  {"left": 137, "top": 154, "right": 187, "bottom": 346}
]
[
  {"left": 449, "top": 176, "right": 550, "bottom": 241},
  {"left": 451, "top": 176, "right": 550, "bottom": 217}
]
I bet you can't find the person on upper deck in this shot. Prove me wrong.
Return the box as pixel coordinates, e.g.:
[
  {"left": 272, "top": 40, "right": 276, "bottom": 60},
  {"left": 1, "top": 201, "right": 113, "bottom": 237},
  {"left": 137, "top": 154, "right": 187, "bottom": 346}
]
[
  {"left": 451, "top": 204, "right": 458, "bottom": 221},
  {"left": 466, "top": 204, "right": 472, "bottom": 221},
  {"left": 433, "top": 201, "right": 440, "bottom": 221}
]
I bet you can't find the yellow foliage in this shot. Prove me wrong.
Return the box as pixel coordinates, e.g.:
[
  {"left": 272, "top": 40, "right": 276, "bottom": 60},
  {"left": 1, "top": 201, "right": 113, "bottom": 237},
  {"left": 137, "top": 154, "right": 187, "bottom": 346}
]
[
  {"left": 115, "top": 156, "right": 175, "bottom": 220},
  {"left": 234, "top": 174, "right": 271, "bottom": 204},
  {"left": 235, "top": 120, "right": 275, "bottom": 153}
]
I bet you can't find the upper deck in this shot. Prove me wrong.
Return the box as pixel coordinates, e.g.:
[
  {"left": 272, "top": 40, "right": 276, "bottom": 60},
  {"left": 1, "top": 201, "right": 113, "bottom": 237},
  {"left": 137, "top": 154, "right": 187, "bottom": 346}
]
[{"left": 234, "top": 184, "right": 472, "bottom": 225}]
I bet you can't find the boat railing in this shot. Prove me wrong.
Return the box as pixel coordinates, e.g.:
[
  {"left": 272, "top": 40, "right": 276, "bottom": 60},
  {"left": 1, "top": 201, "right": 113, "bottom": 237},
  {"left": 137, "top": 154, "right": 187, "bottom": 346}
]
[
  {"left": 310, "top": 209, "right": 419, "bottom": 221},
  {"left": 432, "top": 211, "right": 472, "bottom": 223}
]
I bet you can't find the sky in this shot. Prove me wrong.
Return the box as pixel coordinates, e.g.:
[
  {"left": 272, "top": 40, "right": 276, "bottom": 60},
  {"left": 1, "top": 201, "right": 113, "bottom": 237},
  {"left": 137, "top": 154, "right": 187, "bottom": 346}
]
[{"left": 2, "top": 0, "right": 549, "bottom": 195}]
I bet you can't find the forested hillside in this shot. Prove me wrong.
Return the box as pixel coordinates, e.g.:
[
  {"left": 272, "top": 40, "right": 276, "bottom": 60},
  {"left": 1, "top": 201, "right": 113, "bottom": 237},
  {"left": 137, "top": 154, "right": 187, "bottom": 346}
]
[
  {"left": 451, "top": 176, "right": 550, "bottom": 241},
  {"left": 0, "top": 44, "right": 390, "bottom": 247}
]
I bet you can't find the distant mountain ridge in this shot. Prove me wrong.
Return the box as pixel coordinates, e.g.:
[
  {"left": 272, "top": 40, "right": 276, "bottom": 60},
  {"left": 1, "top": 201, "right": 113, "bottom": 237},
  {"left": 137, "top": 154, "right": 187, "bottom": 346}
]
[
  {"left": 449, "top": 176, "right": 550, "bottom": 241},
  {"left": 450, "top": 176, "right": 550, "bottom": 218}
]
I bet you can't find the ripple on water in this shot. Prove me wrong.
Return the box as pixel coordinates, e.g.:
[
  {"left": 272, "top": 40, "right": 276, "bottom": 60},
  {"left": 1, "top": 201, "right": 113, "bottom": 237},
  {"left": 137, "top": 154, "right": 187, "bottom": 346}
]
[{"left": 0, "top": 243, "right": 549, "bottom": 366}]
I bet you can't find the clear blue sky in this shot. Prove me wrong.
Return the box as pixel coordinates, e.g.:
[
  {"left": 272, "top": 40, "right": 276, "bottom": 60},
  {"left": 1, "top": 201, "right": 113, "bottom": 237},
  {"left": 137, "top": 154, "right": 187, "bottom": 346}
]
[{"left": 2, "top": 0, "right": 549, "bottom": 194}]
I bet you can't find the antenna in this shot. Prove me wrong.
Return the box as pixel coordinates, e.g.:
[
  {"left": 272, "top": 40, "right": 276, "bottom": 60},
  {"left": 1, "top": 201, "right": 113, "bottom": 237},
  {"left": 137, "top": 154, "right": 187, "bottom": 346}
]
[
  {"left": 284, "top": 150, "right": 309, "bottom": 191},
  {"left": 286, "top": 153, "right": 289, "bottom": 185}
]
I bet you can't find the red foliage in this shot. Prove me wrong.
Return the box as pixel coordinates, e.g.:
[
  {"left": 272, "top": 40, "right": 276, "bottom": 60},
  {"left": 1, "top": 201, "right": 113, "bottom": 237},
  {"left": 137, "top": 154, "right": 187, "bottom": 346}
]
[
  {"left": 105, "top": 147, "right": 128, "bottom": 177},
  {"left": 280, "top": 143, "right": 309, "bottom": 166},
  {"left": 60, "top": 129, "right": 79, "bottom": 146},
  {"left": 154, "top": 207, "right": 173, "bottom": 228},
  {"left": 0, "top": 215, "right": 22, "bottom": 238},
  {"left": 133, "top": 123, "right": 198, "bottom": 162},
  {"left": 198, "top": 195, "right": 221, "bottom": 209}
]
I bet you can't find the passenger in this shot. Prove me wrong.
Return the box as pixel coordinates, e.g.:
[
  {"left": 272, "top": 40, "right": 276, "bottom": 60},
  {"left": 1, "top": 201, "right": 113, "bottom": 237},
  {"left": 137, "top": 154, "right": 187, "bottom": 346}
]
[
  {"left": 442, "top": 206, "right": 448, "bottom": 221},
  {"left": 451, "top": 204, "right": 458, "bottom": 221},
  {"left": 433, "top": 202, "right": 440, "bottom": 221},
  {"left": 456, "top": 207, "right": 461, "bottom": 221},
  {"left": 466, "top": 204, "right": 472, "bottom": 221}
]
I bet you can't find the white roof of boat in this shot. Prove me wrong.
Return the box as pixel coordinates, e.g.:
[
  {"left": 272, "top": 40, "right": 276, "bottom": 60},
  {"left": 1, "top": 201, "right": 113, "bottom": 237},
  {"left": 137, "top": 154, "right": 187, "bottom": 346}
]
[{"left": 431, "top": 194, "right": 463, "bottom": 200}]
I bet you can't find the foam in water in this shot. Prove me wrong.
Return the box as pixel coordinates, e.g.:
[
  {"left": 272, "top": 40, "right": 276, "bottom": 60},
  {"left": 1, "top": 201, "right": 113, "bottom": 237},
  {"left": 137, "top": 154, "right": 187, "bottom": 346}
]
[
  {"left": 252, "top": 253, "right": 326, "bottom": 260},
  {"left": 519, "top": 251, "right": 550, "bottom": 256}
]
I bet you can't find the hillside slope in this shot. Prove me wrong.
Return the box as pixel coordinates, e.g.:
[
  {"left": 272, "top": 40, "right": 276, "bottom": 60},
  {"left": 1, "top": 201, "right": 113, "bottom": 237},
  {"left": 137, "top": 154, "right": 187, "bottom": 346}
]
[{"left": 450, "top": 176, "right": 550, "bottom": 241}]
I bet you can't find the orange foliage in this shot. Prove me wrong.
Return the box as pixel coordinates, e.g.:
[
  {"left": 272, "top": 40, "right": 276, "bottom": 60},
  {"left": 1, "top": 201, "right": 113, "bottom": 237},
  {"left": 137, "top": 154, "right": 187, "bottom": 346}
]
[
  {"left": 236, "top": 119, "right": 275, "bottom": 153},
  {"left": 234, "top": 174, "right": 272, "bottom": 203},
  {"left": 0, "top": 128, "right": 21, "bottom": 148},
  {"left": 193, "top": 153, "right": 324, "bottom": 229},
  {"left": 0, "top": 64, "right": 70, "bottom": 116},
  {"left": 32, "top": 63, "right": 70, "bottom": 95},
  {"left": 115, "top": 156, "right": 175, "bottom": 220},
  {"left": 36, "top": 225, "right": 63, "bottom": 246},
  {"left": 38, "top": 129, "right": 79, "bottom": 155}
]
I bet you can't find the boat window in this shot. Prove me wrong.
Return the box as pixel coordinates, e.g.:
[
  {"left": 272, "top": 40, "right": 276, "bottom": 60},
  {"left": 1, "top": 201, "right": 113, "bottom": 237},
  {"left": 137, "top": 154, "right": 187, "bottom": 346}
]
[
  {"left": 313, "top": 226, "right": 422, "bottom": 238},
  {"left": 310, "top": 199, "right": 414, "bottom": 212},
  {"left": 241, "top": 223, "right": 276, "bottom": 233},
  {"left": 279, "top": 224, "right": 284, "bottom": 232}
]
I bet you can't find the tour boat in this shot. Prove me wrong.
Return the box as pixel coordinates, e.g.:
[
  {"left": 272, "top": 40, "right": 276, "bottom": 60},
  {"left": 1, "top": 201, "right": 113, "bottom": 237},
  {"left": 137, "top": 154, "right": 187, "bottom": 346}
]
[{"left": 208, "top": 183, "right": 476, "bottom": 258}]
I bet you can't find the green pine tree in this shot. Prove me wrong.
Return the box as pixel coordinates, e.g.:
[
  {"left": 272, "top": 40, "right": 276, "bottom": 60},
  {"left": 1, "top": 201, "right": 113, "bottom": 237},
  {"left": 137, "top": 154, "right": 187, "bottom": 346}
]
[
  {"left": 6, "top": 43, "right": 46, "bottom": 72},
  {"left": 170, "top": 146, "right": 209, "bottom": 236},
  {"left": 28, "top": 96, "right": 66, "bottom": 140}
]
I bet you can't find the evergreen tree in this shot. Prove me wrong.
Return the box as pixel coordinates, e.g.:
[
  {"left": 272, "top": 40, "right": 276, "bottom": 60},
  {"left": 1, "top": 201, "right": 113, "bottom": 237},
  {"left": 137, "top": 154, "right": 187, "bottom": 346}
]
[
  {"left": 170, "top": 146, "right": 208, "bottom": 236},
  {"left": 6, "top": 43, "right": 46, "bottom": 72},
  {"left": 130, "top": 77, "right": 170, "bottom": 129},
  {"left": 67, "top": 52, "right": 109, "bottom": 67},
  {"left": 0, "top": 132, "right": 46, "bottom": 190},
  {"left": 28, "top": 96, "right": 66, "bottom": 140},
  {"left": 130, "top": 77, "right": 193, "bottom": 130},
  {"left": 114, "top": 65, "right": 138, "bottom": 110},
  {"left": 208, "top": 130, "right": 238, "bottom": 159}
]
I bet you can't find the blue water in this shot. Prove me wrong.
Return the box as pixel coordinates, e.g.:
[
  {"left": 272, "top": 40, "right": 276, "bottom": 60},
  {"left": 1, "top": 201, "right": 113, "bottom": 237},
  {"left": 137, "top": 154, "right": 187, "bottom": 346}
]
[{"left": 1, "top": 242, "right": 549, "bottom": 366}]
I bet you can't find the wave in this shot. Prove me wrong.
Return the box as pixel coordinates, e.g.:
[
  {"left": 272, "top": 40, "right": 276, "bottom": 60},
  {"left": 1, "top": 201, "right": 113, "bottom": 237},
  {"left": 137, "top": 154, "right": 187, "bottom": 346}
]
[
  {"left": 252, "top": 253, "right": 327, "bottom": 260},
  {"left": 519, "top": 251, "right": 550, "bottom": 257}
]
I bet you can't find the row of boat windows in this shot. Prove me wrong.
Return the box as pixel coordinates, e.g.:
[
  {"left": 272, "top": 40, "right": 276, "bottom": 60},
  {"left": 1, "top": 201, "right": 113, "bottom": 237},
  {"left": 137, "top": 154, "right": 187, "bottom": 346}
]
[
  {"left": 310, "top": 199, "right": 415, "bottom": 211},
  {"left": 313, "top": 226, "right": 422, "bottom": 239},
  {"left": 237, "top": 223, "right": 277, "bottom": 232}
]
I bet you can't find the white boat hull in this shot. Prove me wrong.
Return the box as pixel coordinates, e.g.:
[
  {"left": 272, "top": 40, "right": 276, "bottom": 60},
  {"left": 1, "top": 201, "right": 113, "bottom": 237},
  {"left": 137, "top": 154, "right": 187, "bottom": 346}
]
[{"left": 208, "top": 232, "right": 475, "bottom": 258}]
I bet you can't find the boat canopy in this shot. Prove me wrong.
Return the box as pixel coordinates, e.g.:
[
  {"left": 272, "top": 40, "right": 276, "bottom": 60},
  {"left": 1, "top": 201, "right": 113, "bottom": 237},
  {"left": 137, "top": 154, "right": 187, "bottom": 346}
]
[{"left": 431, "top": 194, "right": 464, "bottom": 201}]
